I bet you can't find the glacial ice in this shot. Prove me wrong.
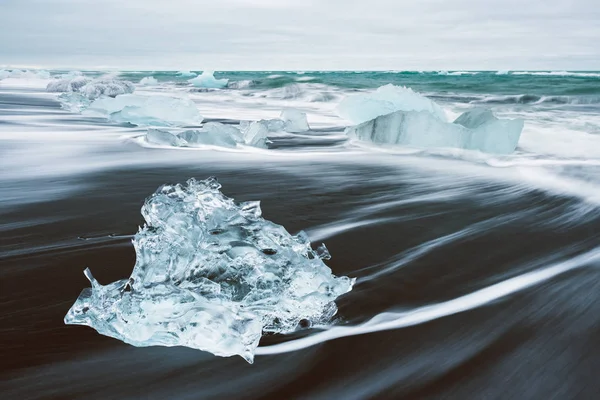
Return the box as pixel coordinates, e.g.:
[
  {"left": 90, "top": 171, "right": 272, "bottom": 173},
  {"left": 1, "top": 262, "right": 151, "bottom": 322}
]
[
  {"left": 47, "top": 76, "right": 91, "bottom": 93},
  {"left": 337, "top": 84, "right": 447, "bottom": 124},
  {"left": 140, "top": 76, "right": 158, "bottom": 86},
  {"left": 79, "top": 79, "right": 135, "bottom": 100},
  {"left": 188, "top": 71, "right": 229, "bottom": 89},
  {"left": 178, "top": 70, "right": 197, "bottom": 77},
  {"left": 240, "top": 121, "right": 270, "bottom": 148},
  {"left": 48, "top": 76, "right": 135, "bottom": 102},
  {"left": 85, "top": 94, "right": 204, "bottom": 127},
  {"left": 64, "top": 177, "right": 354, "bottom": 362},
  {"left": 345, "top": 107, "right": 523, "bottom": 154},
  {"left": 280, "top": 109, "right": 310, "bottom": 133},
  {"left": 146, "top": 123, "right": 241, "bottom": 148}
]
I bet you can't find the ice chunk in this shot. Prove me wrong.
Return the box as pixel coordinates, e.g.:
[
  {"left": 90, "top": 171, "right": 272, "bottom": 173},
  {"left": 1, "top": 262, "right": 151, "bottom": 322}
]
[
  {"left": 64, "top": 178, "right": 354, "bottom": 362},
  {"left": 57, "top": 93, "right": 92, "bottom": 113},
  {"left": 139, "top": 76, "right": 158, "bottom": 86},
  {"left": 241, "top": 121, "right": 270, "bottom": 148},
  {"left": 188, "top": 70, "right": 229, "bottom": 89},
  {"left": 346, "top": 108, "right": 523, "bottom": 154},
  {"left": 146, "top": 123, "right": 242, "bottom": 148},
  {"left": 337, "top": 84, "right": 446, "bottom": 124},
  {"left": 47, "top": 76, "right": 91, "bottom": 92},
  {"left": 85, "top": 94, "right": 203, "bottom": 127},
  {"left": 146, "top": 128, "right": 189, "bottom": 147},
  {"left": 178, "top": 70, "right": 197, "bottom": 77},
  {"left": 0, "top": 70, "right": 11, "bottom": 80},
  {"left": 180, "top": 122, "right": 241, "bottom": 147},
  {"left": 79, "top": 79, "right": 135, "bottom": 100},
  {"left": 280, "top": 109, "right": 310, "bottom": 133}
]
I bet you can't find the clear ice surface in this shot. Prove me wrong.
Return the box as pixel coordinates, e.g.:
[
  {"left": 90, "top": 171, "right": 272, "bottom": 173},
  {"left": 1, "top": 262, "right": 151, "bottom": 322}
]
[
  {"left": 337, "top": 84, "right": 447, "bottom": 124},
  {"left": 188, "top": 71, "right": 229, "bottom": 89},
  {"left": 345, "top": 107, "right": 523, "bottom": 154},
  {"left": 64, "top": 178, "right": 354, "bottom": 363},
  {"left": 84, "top": 94, "right": 204, "bottom": 127}
]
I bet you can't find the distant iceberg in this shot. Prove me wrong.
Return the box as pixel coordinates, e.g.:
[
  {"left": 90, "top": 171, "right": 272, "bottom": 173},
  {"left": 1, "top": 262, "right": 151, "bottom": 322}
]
[
  {"left": 64, "top": 177, "right": 354, "bottom": 363},
  {"left": 346, "top": 107, "right": 523, "bottom": 154},
  {"left": 188, "top": 71, "right": 229, "bottom": 89},
  {"left": 337, "top": 84, "right": 446, "bottom": 124},
  {"left": 84, "top": 94, "right": 203, "bottom": 127},
  {"left": 139, "top": 76, "right": 158, "bottom": 86}
]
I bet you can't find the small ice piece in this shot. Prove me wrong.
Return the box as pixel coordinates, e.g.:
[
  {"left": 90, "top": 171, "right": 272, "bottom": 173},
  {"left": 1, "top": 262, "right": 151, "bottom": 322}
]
[
  {"left": 346, "top": 108, "right": 523, "bottom": 154},
  {"left": 280, "top": 109, "right": 310, "bottom": 132},
  {"left": 139, "top": 76, "right": 158, "bottom": 86},
  {"left": 85, "top": 94, "right": 204, "bottom": 127},
  {"left": 337, "top": 84, "right": 446, "bottom": 124},
  {"left": 47, "top": 76, "right": 91, "bottom": 92},
  {"left": 57, "top": 93, "right": 92, "bottom": 113},
  {"left": 64, "top": 177, "right": 354, "bottom": 363},
  {"left": 242, "top": 121, "right": 270, "bottom": 148},
  {"left": 178, "top": 70, "right": 197, "bottom": 77},
  {"left": 0, "top": 70, "right": 11, "bottom": 80},
  {"left": 146, "top": 128, "right": 188, "bottom": 147},
  {"left": 188, "top": 71, "right": 229, "bottom": 89}
]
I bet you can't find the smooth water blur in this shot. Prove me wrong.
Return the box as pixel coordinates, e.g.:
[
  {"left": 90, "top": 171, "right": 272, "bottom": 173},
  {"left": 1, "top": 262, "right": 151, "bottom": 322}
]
[{"left": 2, "top": 70, "right": 600, "bottom": 399}]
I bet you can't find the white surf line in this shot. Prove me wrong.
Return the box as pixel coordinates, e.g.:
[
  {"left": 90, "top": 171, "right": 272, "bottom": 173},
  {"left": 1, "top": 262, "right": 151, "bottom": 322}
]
[
  {"left": 256, "top": 246, "right": 600, "bottom": 356},
  {"left": 306, "top": 217, "right": 398, "bottom": 242}
]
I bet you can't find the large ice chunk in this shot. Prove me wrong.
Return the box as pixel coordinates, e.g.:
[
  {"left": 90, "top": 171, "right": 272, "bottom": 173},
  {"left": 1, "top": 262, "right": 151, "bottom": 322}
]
[
  {"left": 64, "top": 178, "right": 354, "bottom": 362},
  {"left": 337, "top": 84, "right": 447, "bottom": 124},
  {"left": 280, "top": 109, "right": 310, "bottom": 133},
  {"left": 188, "top": 70, "right": 229, "bottom": 89},
  {"left": 84, "top": 94, "right": 203, "bottom": 127},
  {"left": 346, "top": 108, "right": 523, "bottom": 154}
]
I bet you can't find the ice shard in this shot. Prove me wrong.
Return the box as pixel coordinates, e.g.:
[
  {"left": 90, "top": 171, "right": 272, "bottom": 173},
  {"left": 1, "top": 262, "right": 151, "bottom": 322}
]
[
  {"left": 64, "top": 178, "right": 354, "bottom": 363},
  {"left": 345, "top": 108, "right": 523, "bottom": 154},
  {"left": 188, "top": 71, "right": 229, "bottom": 89},
  {"left": 337, "top": 84, "right": 447, "bottom": 124}
]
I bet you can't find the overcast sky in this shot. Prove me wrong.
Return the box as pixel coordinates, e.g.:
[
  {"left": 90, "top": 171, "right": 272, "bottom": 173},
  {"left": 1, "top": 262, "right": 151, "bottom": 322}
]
[{"left": 1, "top": 0, "right": 598, "bottom": 70}]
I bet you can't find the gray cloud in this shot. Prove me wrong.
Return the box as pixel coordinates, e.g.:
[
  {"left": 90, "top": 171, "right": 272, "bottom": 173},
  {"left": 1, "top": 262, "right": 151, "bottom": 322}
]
[{"left": 0, "top": 0, "right": 598, "bottom": 69}]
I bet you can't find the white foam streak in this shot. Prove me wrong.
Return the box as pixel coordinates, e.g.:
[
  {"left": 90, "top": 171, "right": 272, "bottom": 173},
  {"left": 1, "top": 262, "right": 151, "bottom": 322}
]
[{"left": 256, "top": 247, "right": 600, "bottom": 356}]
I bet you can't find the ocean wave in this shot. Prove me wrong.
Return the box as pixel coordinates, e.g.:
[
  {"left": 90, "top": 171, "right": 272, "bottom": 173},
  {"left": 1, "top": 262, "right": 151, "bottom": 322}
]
[
  {"left": 511, "top": 71, "right": 600, "bottom": 78},
  {"left": 473, "top": 94, "right": 600, "bottom": 105}
]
